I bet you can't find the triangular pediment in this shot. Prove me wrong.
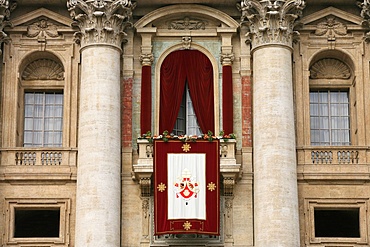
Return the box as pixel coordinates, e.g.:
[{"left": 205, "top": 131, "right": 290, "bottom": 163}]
[
  {"left": 300, "top": 7, "right": 363, "bottom": 27},
  {"left": 11, "top": 8, "right": 72, "bottom": 28}
]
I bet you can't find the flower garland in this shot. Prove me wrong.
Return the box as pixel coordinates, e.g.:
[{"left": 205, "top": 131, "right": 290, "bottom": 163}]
[{"left": 139, "top": 130, "right": 236, "bottom": 143}]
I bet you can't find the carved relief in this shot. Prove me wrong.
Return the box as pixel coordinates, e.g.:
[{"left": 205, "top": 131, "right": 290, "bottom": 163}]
[
  {"left": 315, "top": 17, "right": 347, "bottom": 40},
  {"left": 238, "top": 0, "right": 305, "bottom": 48},
  {"left": 0, "top": 0, "right": 16, "bottom": 48},
  {"left": 310, "top": 58, "right": 351, "bottom": 79},
  {"left": 168, "top": 17, "right": 206, "bottom": 30},
  {"left": 27, "top": 18, "right": 59, "bottom": 38},
  {"left": 140, "top": 53, "right": 154, "bottom": 66},
  {"left": 22, "top": 58, "right": 64, "bottom": 80},
  {"left": 358, "top": 0, "right": 370, "bottom": 42},
  {"left": 67, "top": 0, "right": 136, "bottom": 47},
  {"left": 181, "top": 36, "right": 191, "bottom": 49},
  {"left": 221, "top": 53, "right": 234, "bottom": 66}
]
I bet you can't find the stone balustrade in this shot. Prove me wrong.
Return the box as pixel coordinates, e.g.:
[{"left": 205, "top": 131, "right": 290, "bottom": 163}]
[
  {"left": 297, "top": 146, "right": 370, "bottom": 182},
  {"left": 133, "top": 139, "right": 241, "bottom": 195},
  {"left": 0, "top": 148, "right": 77, "bottom": 181}
]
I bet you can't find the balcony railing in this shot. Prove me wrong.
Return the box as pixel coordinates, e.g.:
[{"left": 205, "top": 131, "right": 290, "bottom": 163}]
[
  {"left": 133, "top": 139, "right": 241, "bottom": 182},
  {"left": 0, "top": 148, "right": 78, "bottom": 181},
  {"left": 297, "top": 146, "right": 370, "bottom": 182}
]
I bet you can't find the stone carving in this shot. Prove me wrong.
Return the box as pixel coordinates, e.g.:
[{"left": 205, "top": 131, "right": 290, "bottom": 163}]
[
  {"left": 27, "top": 18, "right": 59, "bottom": 38},
  {"left": 221, "top": 53, "right": 234, "bottom": 66},
  {"left": 22, "top": 58, "right": 64, "bottom": 80},
  {"left": 315, "top": 17, "right": 347, "bottom": 40},
  {"left": 310, "top": 58, "right": 351, "bottom": 79},
  {"left": 181, "top": 36, "right": 191, "bottom": 49},
  {"left": 67, "top": 0, "right": 136, "bottom": 47},
  {"left": 237, "top": 0, "right": 305, "bottom": 48},
  {"left": 358, "top": 0, "right": 370, "bottom": 41},
  {"left": 0, "top": 0, "right": 16, "bottom": 52},
  {"left": 168, "top": 17, "right": 206, "bottom": 30},
  {"left": 139, "top": 53, "right": 154, "bottom": 66},
  {"left": 223, "top": 177, "right": 235, "bottom": 197}
]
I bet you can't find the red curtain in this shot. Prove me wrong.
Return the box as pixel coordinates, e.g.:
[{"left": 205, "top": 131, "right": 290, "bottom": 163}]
[
  {"left": 159, "top": 50, "right": 214, "bottom": 134},
  {"left": 140, "top": 66, "right": 152, "bottom": 135},
  {"left": 222, "top": 65, "right": 233, "bottom": 134}
]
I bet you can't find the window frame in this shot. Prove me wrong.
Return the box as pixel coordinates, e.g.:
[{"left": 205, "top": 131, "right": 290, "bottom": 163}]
[
  {"left": 5, "top": 198, "right": 71, "bottom": 246},
  {"left": 309, "top": 89, "right": 351, "bottom": 146},
  {"left": 17, "top": 80, "right": 65, "bottom": 147},
  {"left": 305, "top": 198, "right": 368, "bottom": 245}
]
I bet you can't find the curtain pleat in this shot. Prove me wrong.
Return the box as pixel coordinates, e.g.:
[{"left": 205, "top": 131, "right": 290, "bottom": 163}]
[
  {"left": 140, "top": 65, "right": 152, "bottom": 134},
  {"left": 159, "top": 50, "right": 215, "bottom": 134}
]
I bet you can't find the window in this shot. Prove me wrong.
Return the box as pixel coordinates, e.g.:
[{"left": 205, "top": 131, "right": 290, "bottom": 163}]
[
  {"left": 173, "top": 84, "right": 202, "bottom": 136},
  {"left": 24, "top": 92, "right": 63, "bottom": 147},
  {"left": 305, "top": 199, "right": 367, "bottom": 245},
  {"left": 14, "top": 208, "right": 60, "bottom": 238},
  {"left": 5, "top": 198, "right": 70, "bottom": 245},
  {"left": 310, "top": 90, "right": 350, "bottom": 146},
  {"left": 314, "top": 208, "right": 360, "bottom": 238}
]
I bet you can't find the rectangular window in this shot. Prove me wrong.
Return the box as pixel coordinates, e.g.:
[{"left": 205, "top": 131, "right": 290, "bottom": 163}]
[
  {"left": 24, "top": 92, "right": 63, "bottom": 147},
  {"left": 314, "top": 208, "right": 360, "bottom": 238},
  {"left": 310, "top": 90, "right": 350, "bottom": 146},
  {"left": 14, "top": 208, "right": 60, "bottom": 238}
]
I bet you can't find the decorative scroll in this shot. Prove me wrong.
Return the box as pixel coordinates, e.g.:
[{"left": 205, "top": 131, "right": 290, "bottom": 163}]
[
  {"left": 168, "top": 17, "right": 206, "bottom": 30},
  {"left": 154, "top": 140, "right": 220, "bottom": 235}
]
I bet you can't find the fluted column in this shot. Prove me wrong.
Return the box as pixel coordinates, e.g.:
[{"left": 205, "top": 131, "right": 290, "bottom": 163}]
[
  {"left": 67, "top": 1, "right": 135, "bottom": 246},
  {"left": 239, "top": 1, "right": 305, "bottom": 246}
]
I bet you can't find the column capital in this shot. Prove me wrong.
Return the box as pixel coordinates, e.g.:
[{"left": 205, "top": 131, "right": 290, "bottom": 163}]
[
  {"left": 238, "top": 0, "right": 305, "bottom": 49},
  {"left": 358, "top": 0, "right": 370, "bottom": 42},
  {"left": 67, "top": 0, "right": 136, "bottom": 48},
  {"left": 0, "top": 0, "right": 16, "bottom": 53}
]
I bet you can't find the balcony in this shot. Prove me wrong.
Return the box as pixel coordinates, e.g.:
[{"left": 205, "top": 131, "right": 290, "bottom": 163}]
[
  {"left": 297, "top": 146, "right": 370, "bottom": 183},
  {"left": 133, "top": 138, "right": 242, "bottom": 196},
  {"left": 0, "top": 147, "right": 78, "bottom": 182}
]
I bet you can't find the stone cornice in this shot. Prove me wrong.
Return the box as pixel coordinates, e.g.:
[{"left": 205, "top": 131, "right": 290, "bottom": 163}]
[
  {"left": 238, "top": 0, "right": 305, "bottom": 49},
  {"left": 67, "top": 0, "right": 136, "bottom": 48}
]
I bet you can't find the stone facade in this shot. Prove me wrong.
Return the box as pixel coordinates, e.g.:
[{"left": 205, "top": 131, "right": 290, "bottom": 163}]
[{"left": 0, "top": 1, "right": 369, "bottom": 247}]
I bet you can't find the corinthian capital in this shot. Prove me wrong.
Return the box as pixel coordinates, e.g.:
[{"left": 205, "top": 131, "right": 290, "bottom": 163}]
[
  {"left": 0, "top": 0, "right": 16, "bottom": 47},
  {"left": 238, "top": 0, "right": 305, "bottom": 48},
  {"left": 67, "top": 0, "right": 136, "bottom": 48}
]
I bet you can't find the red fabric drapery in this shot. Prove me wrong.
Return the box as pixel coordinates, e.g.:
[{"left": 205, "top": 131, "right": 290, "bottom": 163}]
[
  {"left": 222, "top": 65, "right": 233, "bottom": 134},
  {"left": 140, "top": 65, "right": 152, "bottom": 135},
  {"left": 159, "top": 50, "right": 214, "bottom": 134}
]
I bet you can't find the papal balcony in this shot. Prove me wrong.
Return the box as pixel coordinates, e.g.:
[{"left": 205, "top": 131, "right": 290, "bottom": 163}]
[
  {"left": 0, "top": 147, "right": 78, "bottom": 182},
  {"left": 133, "top": 138, "right": 242, "bottom": 196},
  {"left": 297, "top": 146, "right": 370, "bottom": 183}
]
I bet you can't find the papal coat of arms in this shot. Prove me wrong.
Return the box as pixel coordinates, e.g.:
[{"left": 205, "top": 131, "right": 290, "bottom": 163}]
[{"left": 174, "top": 168, "right": 199, "bottom": 203}]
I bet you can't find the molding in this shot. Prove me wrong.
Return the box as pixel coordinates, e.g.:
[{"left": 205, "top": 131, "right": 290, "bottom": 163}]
[
  {"left": 134, "top": 4, "right": 239, "bottom": 29},
  {"left": 11, "top": 8, "right": 72, "bottom": 27},
  {"left": 300, "top": 6, "right": 363, "bottom": 26}
]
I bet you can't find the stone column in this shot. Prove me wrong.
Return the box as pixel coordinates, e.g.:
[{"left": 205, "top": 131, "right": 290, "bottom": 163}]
[
  {"left": 239, "top": 1, "right": 305, "bottom": 246},
  {"left": 67, "top": 1, "right": 135, "bottom": 246}
]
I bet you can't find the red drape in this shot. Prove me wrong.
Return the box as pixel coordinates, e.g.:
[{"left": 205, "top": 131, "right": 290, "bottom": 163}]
[
  {"left": 222, "top": 65, "right": 233, "bottom": 134},
  {"left": 140, "top": 65, "right": 152, "bottom": 135},
  {"left": 159, "top": 50, "right": 214, "bottom": 134}
]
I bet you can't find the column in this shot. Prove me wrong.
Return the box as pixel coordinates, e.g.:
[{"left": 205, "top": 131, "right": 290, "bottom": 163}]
[
  {"left": 67, "top": 1, "right": 135, "bottom": 246},
  {"left": 239, "top": 1, "right": 305, "bottom": 246}
]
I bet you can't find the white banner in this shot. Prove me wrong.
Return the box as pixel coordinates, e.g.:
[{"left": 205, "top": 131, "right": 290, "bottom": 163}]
[{"left": 167, "top": 153, "right": 206, "bottom": 220}]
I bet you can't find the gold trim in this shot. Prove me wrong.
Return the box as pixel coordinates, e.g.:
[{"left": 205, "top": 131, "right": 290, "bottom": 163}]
[{"left": 157, "top": 182, "right": 166, "bottom": 192}]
